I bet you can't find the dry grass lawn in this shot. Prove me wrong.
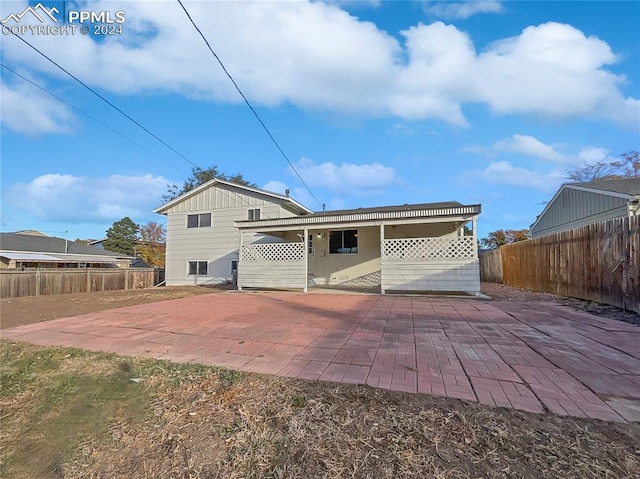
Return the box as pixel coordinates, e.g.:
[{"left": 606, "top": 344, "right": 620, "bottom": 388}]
[{"left": 1, "top": 340, "right": 639, "bottom": 479}]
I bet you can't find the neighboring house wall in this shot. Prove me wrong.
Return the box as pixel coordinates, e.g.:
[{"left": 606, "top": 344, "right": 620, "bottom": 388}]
[
  {"left": 163, "top": 185, "right": 299, "bottom": 286},
  {"left": 530, "top": 187, "right": 628, "bottom": 238}
]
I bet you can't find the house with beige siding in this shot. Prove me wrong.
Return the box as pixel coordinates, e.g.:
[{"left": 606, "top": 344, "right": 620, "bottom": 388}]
[
  {"left": 154, "top": 179, "right": 312, "bottom": 285},
  {"left": 529, "top": 178, "right": 640, "bottom": 239},
  {"left": 156, "top": 178, "right": 482, "bottom": 294}
]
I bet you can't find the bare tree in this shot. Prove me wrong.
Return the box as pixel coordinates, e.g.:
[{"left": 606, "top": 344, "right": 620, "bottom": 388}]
[{"left": 566, "top": 150, "right": 639, "bottom": 182}]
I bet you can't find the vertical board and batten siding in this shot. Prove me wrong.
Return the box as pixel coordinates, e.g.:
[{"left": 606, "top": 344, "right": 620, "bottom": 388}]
[
  {"left": 530, "top": 186, "right": 628, "bottom": 238},
  {"left": 164, "top": 183, "right": 298, "bottom": 286},
  {"left": 238, "top": 242, "right": 306, "bottom": 289},
  {"left": 500, "top": 216, "right": 639, "bottom": 313},
  {"left": 0, "top": 268, "right": 158, "bottom": 299},
  {"left": 381, "top": 236, "right": 480, "bottom": 293},
  {"left": 479, "top": 248, "right": 503, "bottom": 283}
]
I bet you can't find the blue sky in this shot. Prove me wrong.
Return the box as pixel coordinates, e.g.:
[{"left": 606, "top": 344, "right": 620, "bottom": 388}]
[{"left": 1, "top": 0, "right": 638, "bottom": 241}]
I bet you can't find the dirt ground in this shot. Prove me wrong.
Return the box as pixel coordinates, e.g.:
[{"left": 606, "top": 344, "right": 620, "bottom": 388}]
[
  {"left": 0, "top": 285, "right": 222, "bottom": 330},
  {"left": 481, "top": 282, "right": 640, "bottom": 325}
]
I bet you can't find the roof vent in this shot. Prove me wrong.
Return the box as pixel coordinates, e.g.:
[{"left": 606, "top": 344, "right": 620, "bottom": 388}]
[{"left": 285, "top": 189, "right": 290, "bottom": 197}]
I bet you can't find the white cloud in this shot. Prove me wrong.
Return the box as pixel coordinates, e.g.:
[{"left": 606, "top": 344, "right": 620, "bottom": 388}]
[
  {"left": 426, "top": 1, "right": 504, "bottom": 20},
  {"left": 1, "top": 1, "right": 637, "bottom": 130},
  {"left": 0, "top": 78, "right": 74, "bottom": 135},
  {"left": 494, "top": 135, "right": 570, "bottom": 163},
  {"left": 469, "top": 134, "right": 611, "bottom": 165},
  {"left": 470, "top": 161, "right": 564, "bottom": 191},
  {"left": 5, "top": 173, "right": 170, "bottom": 223},
  {"left": 293, "top": 158, "right": 398, "bottom": 196},
  {"left": 577, "top": 147, "right": 610, "bottom": 163}
]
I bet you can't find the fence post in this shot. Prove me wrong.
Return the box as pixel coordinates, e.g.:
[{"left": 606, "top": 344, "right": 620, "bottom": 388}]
[
  {"left": 87, "top": 269, "right": 91, "bottom": 292},
  {"left": 125, "top": 269, "right": 129, "bottom": 290},
  {"left": 35, "top": 269, "right": 41, "bottom": 296}
]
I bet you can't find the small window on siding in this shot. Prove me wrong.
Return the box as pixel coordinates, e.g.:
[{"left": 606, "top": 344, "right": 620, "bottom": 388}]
[
  {"left": 188, "top": 261, "right": 208, "bottom": 276},
  {"left": 187, "top": 213, "right": 211, "bottom": 228},
  {"left": 329, "top": 230, "right": 358, "bottom": 254},
  {"left": 248, "top": 209, "right": 261, "bottom": 220}
]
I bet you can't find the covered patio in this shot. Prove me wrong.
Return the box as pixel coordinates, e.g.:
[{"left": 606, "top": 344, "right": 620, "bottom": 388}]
[{"left": 235, "top": 202, "right": 481, "bottom": 294}]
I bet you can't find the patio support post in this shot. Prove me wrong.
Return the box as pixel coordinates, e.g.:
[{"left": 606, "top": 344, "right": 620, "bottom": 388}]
[
  {"left": 472, "top": 217, "right": 478, "bottom": 258},
  {"left": 380, "top": 223, "right": 385, "bottom": 295},
  {"left": 237, "top": 230, "right": 243, "bottom": 291},
  {"left": 303, "top": 227, "right": 308, "bottom": 293}
]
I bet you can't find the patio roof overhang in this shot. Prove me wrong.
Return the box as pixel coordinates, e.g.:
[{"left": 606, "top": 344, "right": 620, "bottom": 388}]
[{"left": 235, "top": 203, "right": 481, "bottom": 233}]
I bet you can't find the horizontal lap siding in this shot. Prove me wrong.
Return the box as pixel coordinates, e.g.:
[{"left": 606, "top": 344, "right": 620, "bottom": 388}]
[
  {"left": 381, "top": 259, "right": 480, "bottom": 292},
  {"left": 238, "top": 263, "right": 306, "bottom": 289}
]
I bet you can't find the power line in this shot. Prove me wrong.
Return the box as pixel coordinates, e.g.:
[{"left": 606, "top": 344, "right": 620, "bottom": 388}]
[
  {"left": 1, "top": 63, "right": 180, "bottom": 170},
  {"left": 8, "top": 32, "right": 200, "bottom": 169},
  {"left": 176, "top": 0, "right": 323, "bottom": 210}
]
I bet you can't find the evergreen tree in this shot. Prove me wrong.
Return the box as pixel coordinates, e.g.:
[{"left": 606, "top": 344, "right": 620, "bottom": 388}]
[
  {"left": 163, "top": 166, "right": 256, "bottom": 202},
  {"left": 102, "top": 217, "right": 140, "bottom": 256}
]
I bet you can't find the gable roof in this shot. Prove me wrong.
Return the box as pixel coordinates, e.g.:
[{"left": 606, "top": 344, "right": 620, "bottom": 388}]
[
  {"left": 529, "top": 178, "right": 640, "bottom": 233},
  {"left": 569, "top": 178, "right": 640, "bottom": 196},
  {"left": 0, "top": 233, "right": 128, "bottom": 258},
  {"left": 154, "top": 178, "right": 313, "bottom": 215}
]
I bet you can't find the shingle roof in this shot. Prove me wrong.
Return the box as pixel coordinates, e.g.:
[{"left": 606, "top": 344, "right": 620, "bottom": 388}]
[
  {"left": 0, "top": 233, "right": 127, "bottom": 257},
  {"left": 313, "top": 201, "right": 464, "bottom": 217},
  {"left": 570, "top": 178, "right": 640, "bottom": 196}
]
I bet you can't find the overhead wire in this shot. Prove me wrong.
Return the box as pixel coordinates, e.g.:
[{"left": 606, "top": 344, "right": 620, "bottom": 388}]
[
  {"left": 8, "top": 32, "right": 200, "bottom": 169},
  {"left": 1, "top": 63, "right": 180, "bottom": 170},
  {"left": 6, "top": 31, "right": 302, "bottom": 219},
  {"left": 175, "top": 0, "right": 324, "bottom": 210}
]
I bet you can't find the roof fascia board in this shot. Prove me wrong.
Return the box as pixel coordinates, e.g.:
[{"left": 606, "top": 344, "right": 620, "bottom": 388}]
[
  {"left": 564, "top": 184, "right": 633, "bottom": 199},
  {"left": 529, "top": 185, "right": 568, "bottom": 233},
  {"left": 236, "top": 213, "right": 478, "bottom": 233}
]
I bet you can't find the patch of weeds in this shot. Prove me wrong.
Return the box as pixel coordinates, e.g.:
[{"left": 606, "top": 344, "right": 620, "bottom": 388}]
[
  {"left": 2, "top": 350, "right": 151, "bottom": 479},
  {"left": 291, "top": 394, "right": 307, "bottom": 408},
  {"left": 143, "top": 360, "right": 212, "bottom": 387},
  {"left": 0, "top": 341, "right": 67, "bottom": 397},
  {"left": 218, "top": 369, "right": 242, "bottom": 388}
]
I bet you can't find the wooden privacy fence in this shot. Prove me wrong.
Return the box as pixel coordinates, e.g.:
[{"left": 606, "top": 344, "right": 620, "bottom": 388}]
[
  {"left": 0, "top": 268, "right": 163, "bottom": 299},
  {"left": 480, "top": 216, "right": 639, "bottom": 313},
  {"left": 479, "top": 248, "right": 502, "bottom": 283}
]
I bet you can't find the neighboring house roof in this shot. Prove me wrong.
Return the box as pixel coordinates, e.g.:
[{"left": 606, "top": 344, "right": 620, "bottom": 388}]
[
  {"left": 0, "top": 233, "right": 133, "bottom": 263},
  {"left": 13, "top": 230, "right": 49, "bottom": 237},
  {"left": 154, "top": 178, "right": 313, "bottom": 215},
  {"left": 568, "top": 178, "right": 640, "bottom": 197},
  {"left": 236, "top": 201, "right": 481, "bottom": 230},
  {"left": 529, "top": 178, "right": 640, "bottom": 235}
]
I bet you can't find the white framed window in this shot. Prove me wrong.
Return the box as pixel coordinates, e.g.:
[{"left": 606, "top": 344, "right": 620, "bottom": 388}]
[
  {"left": 248, "top": 208, "right": 261, "bottom": 220},
  {"left": 187, "top": 213, "right": 211, "bottom": 228},
  {"left": 329, "top": 229, "right": 358, "bottom": 254},
  {"left": 188, "top": 261, "right": 208, "bottom": 276}
]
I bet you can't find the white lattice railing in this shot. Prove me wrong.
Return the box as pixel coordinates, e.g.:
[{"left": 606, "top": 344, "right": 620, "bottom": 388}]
[
  {"left": 382, "top": 236, "right": 476, "bottom": 261},
  {"left": 241, "top": 242, "right": 305, "bottom": 263}
]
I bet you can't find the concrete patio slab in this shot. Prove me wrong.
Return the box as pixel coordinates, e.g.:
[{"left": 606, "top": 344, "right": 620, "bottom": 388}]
[{"left": 2, "top": 291, "right": 639, "bottom": 422}]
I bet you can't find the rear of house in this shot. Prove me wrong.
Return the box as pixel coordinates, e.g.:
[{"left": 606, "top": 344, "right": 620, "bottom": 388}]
[
  {"left": 236, "top": 202, "right": 481, "bottom": 294},
  {"left": 156, "top": 179, "right": 482, "bottom": 294},
  {"left": 154, "top": 179, "right": 311, "bottom": 286}
]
